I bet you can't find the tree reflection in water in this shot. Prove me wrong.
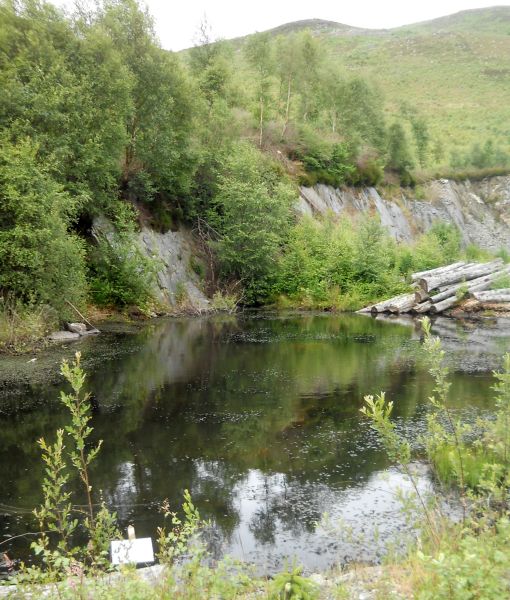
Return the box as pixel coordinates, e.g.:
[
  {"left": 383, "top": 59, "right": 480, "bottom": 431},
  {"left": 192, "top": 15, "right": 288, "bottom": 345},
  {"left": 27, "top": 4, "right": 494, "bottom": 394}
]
[{"left": 1, "top": 313, "right": 508, "bottom": 571}]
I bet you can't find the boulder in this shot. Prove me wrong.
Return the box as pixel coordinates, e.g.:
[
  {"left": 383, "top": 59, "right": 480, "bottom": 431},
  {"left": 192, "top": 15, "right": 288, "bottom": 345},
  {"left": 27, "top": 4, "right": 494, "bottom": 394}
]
[{"left": 66, "top": 322, "right": 87, "bottom": 334}]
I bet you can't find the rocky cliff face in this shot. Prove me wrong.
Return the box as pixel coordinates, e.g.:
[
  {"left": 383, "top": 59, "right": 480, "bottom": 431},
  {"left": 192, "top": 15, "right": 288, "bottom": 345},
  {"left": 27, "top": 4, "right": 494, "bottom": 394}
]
[
  {"left": 298, "top": 176, "right": 510, "bottom": 251},
  {"left": 92, "top": 216, "right": 210, "bottom": 313},
  {"left": 139, "top": 227, "right": 210, "bottom": 312},
  {"left": 92, "top": 176, "right": 509, "bottom": 313}
]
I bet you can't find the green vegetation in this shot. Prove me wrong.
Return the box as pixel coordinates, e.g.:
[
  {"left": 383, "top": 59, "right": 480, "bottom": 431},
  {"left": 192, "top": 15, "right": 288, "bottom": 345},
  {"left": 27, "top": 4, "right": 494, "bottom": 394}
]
[
  {"left": 14, "top": 353, "right": 120, "bottom": 582},
  {"left": 491, "top": 273, "right": 510, "bottom": 290},
  {"left": 1, "top": 0, "right": 508, "bottom": 341},
  {"left": 5, "top": 353, "right": 328, "bottom": 599},
  {"left": 362, "top": 318, "right": 510, "bottom": 598},
  {"left": 209, "top": 143, "right": 294, "bottom": 304},
  {"left": 275, "top": 219, "right": 466, "bottom": 310}
]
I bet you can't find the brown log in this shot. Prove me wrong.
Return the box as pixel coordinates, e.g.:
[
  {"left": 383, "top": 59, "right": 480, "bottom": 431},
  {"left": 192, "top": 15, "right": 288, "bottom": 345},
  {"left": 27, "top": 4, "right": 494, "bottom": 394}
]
[
  {"left": 368, "top": 293, "right": 415, "bottom": 315},
  {"left": 414, "top": 288, "right": 429, "bottom": 303},
  {"left": 419, "top": 260, "right": 504, "bottom": 293},
  {"left": 467, "top": 268, "right": 510, "bottom": 295},
  {"left": 412, "top": 300, "right": 432, "bottom": 314},
  {"left": 429, "top": 295, "right": 461, "bottom": 314},
  {"left": 356, "top": 305, "right": 375, "bottom": 313}
]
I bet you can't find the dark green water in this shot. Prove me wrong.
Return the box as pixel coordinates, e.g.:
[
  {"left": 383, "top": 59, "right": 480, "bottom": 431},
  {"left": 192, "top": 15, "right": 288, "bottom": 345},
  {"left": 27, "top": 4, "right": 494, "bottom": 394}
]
[{"left": 1, "top": 313, "right": 509, "bottom": 573}]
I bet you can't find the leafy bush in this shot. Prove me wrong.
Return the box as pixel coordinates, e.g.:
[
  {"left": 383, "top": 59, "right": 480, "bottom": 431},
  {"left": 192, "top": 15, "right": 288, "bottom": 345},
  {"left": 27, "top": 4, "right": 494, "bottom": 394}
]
[
  {"left": 189, "top": 256, "right": 205, "bottom": 279},
  {"left": 349, "top": 151, "right": 385, "bottom": 186},
  {"left": 269, "top": 566, "right": 317, "bottom": 599},
  {"left": 397, "top": 223, "right": 462, "bottom": 275},
  {"left": 450, "top": 139, "right": 510, "bottom": 171},
  {"left": 276, "top": 215, "right": 406, "bottom": 309},
  {"left": 415, "top": 519, "right": 510, "bottom": 600},
  {"left": 88, "top": 210, "right": 158, "bottom": 308},
  {"left": 387, "top": 122, "right": 415, "bottom": 185},
  {"left": 210, "top": 143, "right": 295, "bottom": 304},
  {"left": 211, "top": 290, "right": 240, "bottom": 313},
  {"left": 0, "top": 137, "right": 88, "bottom": 314},
  {"left": 299, "top": 142, "right": 356, "bottom": 188},
  {"left": 88, "top": 232, "right": 158, "bottom": 309}
]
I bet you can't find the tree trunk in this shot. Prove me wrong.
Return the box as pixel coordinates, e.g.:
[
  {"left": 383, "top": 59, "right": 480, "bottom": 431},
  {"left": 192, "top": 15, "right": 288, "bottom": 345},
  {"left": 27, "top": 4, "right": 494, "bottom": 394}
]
[
  {"left": 414, "top": 288, "right": 429, "bottom": 303},
  {"left": 281, "top": 75, "right": 292, "bottom": 140},
  {"left": 419, "top": 260, "right": 503, "bottom": 293},
  {"left": 472, "top": 290, "right": 510, "bottom": 302},
  {"left": 259, "top": 95, "right": 264, "bottom": 148},
  {"left": 429, "top": 295, "right": 461, "bottom": 314},
  {"left": 389, "top": 293, "right": 417, "bottom": 314},
  {"left": 430, "top": 267, "right": 510, "bottom": 303},
  {"left": 411, "top": 261, "right": 467, "bottom": 282},
  {"left": 367, "top": 293, "right": 415, "bottom": 315},
  {"left": 413, "top": 300, "right": 432, "bottom": 314}
]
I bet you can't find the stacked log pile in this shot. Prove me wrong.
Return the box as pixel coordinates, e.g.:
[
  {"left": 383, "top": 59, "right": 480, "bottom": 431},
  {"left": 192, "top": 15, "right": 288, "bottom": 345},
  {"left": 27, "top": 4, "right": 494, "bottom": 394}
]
[{"left": 358, "top": 260, "right": 510, "bottom": 315}]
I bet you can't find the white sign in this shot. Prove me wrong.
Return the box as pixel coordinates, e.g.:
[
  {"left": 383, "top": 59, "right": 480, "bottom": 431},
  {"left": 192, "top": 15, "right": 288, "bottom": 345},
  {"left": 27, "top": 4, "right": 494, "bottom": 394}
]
[{"left": 110, "top": 538, "right": 155, "bottom": 565}]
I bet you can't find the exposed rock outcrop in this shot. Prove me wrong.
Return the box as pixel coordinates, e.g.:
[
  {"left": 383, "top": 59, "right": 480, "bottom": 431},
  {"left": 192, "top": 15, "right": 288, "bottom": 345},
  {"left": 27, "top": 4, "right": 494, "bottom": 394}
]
[
  {"left": 299, "top": 176, "right": 510, "bottom": 251},
  {"left": 92, "top": 216, "right": 210, "bottom": 313},
  {"left": 139, "top": 227, "right": 210, "bottom": 312}
]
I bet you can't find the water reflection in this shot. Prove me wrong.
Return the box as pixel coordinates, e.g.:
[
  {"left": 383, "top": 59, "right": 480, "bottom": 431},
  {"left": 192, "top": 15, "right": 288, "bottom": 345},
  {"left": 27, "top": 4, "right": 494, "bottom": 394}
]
[{"left": 1, "top": 313, "right": 509, "bottom": 572}]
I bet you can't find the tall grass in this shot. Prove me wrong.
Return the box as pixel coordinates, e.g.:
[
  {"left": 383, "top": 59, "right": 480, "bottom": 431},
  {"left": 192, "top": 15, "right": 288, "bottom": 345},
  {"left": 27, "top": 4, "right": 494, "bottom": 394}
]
[{"left": 0, "top": 299, "right": 57, "bottom": 353}]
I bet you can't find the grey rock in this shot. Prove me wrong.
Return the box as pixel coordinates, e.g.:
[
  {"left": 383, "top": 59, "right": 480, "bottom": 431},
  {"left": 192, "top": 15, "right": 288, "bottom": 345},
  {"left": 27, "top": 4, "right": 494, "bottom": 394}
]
[
  {"left": 66, "top": 322, "right": 87, "bottom": 334},
  {"left": 92, "top": 217, "right": 211, "bottom": 313},
  {"left": 79, "top": 328, "right": 100, "bottom": 337},
  {"left": 299, "top": 175, "right": 510, "bottom": 252},
  {"left": 139, "top": 227, "right": 211, "bottom": 313}
]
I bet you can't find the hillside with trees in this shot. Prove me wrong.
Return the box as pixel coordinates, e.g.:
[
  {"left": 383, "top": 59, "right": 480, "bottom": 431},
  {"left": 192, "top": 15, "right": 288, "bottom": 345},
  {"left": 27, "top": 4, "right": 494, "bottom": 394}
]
[
  {"left": 231, "top": 7, "right": 510, "bottom": 165},
  {"left": 0, "top": 0, "right": 509, "bottom": 347}
]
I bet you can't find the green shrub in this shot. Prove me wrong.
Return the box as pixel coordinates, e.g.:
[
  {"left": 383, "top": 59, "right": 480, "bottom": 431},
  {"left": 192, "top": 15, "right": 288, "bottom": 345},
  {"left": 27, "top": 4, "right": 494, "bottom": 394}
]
[
  {"left": 415, "top": 518, "right": 510, "bottom": 600},
  {"left": 491, "top": 274, "right": 510, "bottom": 290},
  {"left": 465, "top": 243, "right": 492, "bottom": 262},
  {"left": 300, "top": 142, "right": 356, "bottom": 188},
  {"left": 387, "top": 122, "right": 415, "bottom": 184},
  {"left": 276, "top": 214, "right": 407, "bottom": 310},
  {"left": 401, "top": 223, "right": 462, "bottom": 274},
  {"left": 349, "top": 156, "right": 384, "bottom": 186},
  {"left": 89, "top": 235, "right": 157, "bottom": 309},
  {"left": 211, "top": 290, "right": 240, "bottom": 313},
  {"left": 189, "top": 256, "right": 205, "bottom": 279},
  {"left": 269, "top": 566, "right": 317, "bottom": 599},
  {"left": 427, "top": 443, "right": 496, "bottom": 488},
  {"left": 174, "top": 281, "right": 189, "bottom": 308},
  {"left": 496, "top": 248, "right": 510, "bottom": 264},
  {"left": 210, "top": 143, "right": 295, "bottom": 304},
  {"left": 0, "top": 137, "right": 88, "bottom": 315}
]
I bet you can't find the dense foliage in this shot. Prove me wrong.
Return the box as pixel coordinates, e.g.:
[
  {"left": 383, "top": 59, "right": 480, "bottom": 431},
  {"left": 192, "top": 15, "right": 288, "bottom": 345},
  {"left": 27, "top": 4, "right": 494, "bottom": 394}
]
[
  {"left": 275, "top": 219, "right": 464, "bottom": 310},
  {"left": 0, "top": 0, "right": 506, "bottom": 325},
  {"left": 0, "top": 137, "right": 87, "bottom": 313}
]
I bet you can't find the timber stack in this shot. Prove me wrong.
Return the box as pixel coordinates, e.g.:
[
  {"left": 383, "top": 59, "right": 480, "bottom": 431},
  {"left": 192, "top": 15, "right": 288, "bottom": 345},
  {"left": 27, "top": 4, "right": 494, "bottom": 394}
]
[{"left": 357, "top": 260, "right": 510, "bottom": 315}]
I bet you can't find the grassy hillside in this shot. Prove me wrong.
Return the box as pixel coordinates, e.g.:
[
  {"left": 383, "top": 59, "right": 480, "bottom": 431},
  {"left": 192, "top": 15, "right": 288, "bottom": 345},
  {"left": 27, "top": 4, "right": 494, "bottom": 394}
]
[{"left": 225, "top": 7, "right": 510, "bottom": 159}]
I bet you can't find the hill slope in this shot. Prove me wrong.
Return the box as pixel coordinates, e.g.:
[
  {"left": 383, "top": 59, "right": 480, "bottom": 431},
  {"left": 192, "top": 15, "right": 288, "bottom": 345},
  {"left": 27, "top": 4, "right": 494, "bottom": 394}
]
[{"left": 227, "top": 7, "right": 510, "bottom": 156}]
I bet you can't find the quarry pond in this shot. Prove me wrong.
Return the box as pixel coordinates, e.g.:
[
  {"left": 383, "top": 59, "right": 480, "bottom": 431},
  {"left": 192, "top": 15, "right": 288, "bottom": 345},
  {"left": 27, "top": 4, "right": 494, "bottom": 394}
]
[{"left": 1, "top": 312, "right": 509, "bottom": 574}]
